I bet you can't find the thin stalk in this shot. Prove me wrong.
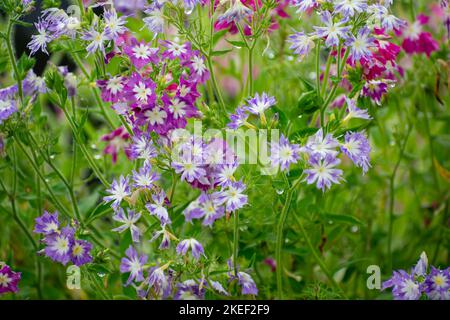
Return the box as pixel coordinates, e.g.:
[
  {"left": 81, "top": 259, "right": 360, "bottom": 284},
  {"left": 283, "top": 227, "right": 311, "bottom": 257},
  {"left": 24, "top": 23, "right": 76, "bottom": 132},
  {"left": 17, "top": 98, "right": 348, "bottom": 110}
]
[
  {"left": 233, "top": 211, "right": 239, "bottom": 276},
  {"left": 275, "top": 188, "right": 294, "bottom": 299},
  {"left": 315, "top": 41, "right": 321, "bottom": 101},
  {"left": 5, "top": 17, "right": 24, "bottom": 107}
]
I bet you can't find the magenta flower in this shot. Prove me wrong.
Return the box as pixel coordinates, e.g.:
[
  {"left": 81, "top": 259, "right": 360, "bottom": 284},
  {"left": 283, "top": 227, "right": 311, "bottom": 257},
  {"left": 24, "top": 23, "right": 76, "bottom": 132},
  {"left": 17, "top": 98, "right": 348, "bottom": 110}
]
[
  {"left": 124, "top": 38, "right": 160, "bottom": 69},
  {"left": 97, "top": 76, "right": 125, "bottom": 103},
  {"left": 0, "top": 264, "right": 21, "bottom": 294},
  {"left": 101, "top": 127, "right": 130, "bottom": 163},
  {"left": 124, "top": 73, "right": 157, "bottom": 105},
  {"left": 399, "top": 15, "right": 439, "bottom": 57}
]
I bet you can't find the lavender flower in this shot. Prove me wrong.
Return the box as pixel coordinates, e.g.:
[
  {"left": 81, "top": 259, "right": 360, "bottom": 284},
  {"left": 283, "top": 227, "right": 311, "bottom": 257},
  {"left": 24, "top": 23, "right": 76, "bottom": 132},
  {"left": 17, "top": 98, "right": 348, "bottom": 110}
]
[
  {"left": 340, "top": 131, "right": 371, "bottom": 174},
  {"left": 314, "top": 11, "right": 350, "bottom": 47},
  {"left": 128, "top": 134, "right": 157, "bottom": 160},
  {"left": 172, "top": 155, "right": 208, "bottom": 184},
  {"left": 214, "top": 162, "right": 238, "bottom": 187},
  {"left": 382, "top": 270, "right": 421, "bottom": 300},
  {"left": 175, "top": 279, "right": 205, "bottom": 300},
  {"left": 334, "top": 0, "right": 367, "bottom": 18},
  {"left": 270, "top": 134, "right": 301, "bottom": 171},
  {"left": 217, "top": 1, "right": 253, "bottom": 24},
  {"left": 81, "top": 26, "right": 110, "bottom": 56},
  {"left": 346, "top": 27, "right": 375, "bottom": 63},
  {"left": 301, "top": 128, "right": 339, "bottom": 158},
  {"left": 246, "top": 92, "right": 277, "bottom": 115},
  {"left": 103, "top": 9, "right": 128, "bottom": 40},
  {"left": 292, "top": 0, "right": 318, "bottom": 13},
  {"left": 112, "top": 208, "right": 142, "bottom": 243},
  {"left": 146, "top": 191, "right": 171, "bottom": 225},
  {"left": 227, "top": 107, "right": 249, "bottom": 130},
  {"left": 143, "top": 3, "right": 165, "bottom": 35},
  {"left": 343, "top": 97, "right": 372, "bottom": 121},
  {"left": 237, "top": 272, "right": 258, "bottom": 295},
  {"left": 424, "top": 267, "right": 450, "bottom": 300},
  {"left": 120, "top": 245, "right": 148, "bottom": 285},
  {"left": 104, "top": 175, "right": 131, "bottom": 209},
  {"left": 150, "top": 227, "right": 172, "bottom": 250},
  {"left": 0, "top": 98, "right": 17, "bottom": 124},
  {"left": 214, "top": 181, "right": 248, "bottom": 212},
  {"left": 210, "top": 280, "right": 229, "bottom": 296},
  {"left": 304, "top": 154, "right": 343, "bottom": 191},
  {"left": 27, "top": 20, "right": 53, "bottom": 55},
  {"left": 0, "top": 264, "right": 21, "bottom": 294},
  {"left": 176, "top": 238, "right": 205, "bottom": 260},
  {"left": 287, "top": 31, "right": 315, "bottom": 61},
  {"left": 43, "top": 226, "right": 75, "bottom": 265},
  {"left": 34, "top": 210, "right": 60, "bottom": 235},
  {"left": 71, "top": 239, "right": 93, "bottom": 266},
  {"left": 132, "top": 163, "right": 160, "bottom": 189},
  {"left": 147, "top": 265, "right": 171, "bottom": 298}
]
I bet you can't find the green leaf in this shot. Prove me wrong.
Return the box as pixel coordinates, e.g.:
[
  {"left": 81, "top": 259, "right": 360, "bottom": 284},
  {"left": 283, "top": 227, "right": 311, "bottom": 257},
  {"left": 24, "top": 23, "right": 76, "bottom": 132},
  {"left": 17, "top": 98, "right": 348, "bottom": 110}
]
[
  {"left": 321, "top": 213, "right": 364, "bottom": 226},
  {"left": 297, "top": 90, "right": 320, "bottom": 114},
  {"left": 85, "top": 202, "right": 113, "bottom": 225},
  {"left": 210, "top": 49, "right": 233, "bottom": 56},
  {"left": 226, "top": 39, "right": 246, "bottom": 48}
]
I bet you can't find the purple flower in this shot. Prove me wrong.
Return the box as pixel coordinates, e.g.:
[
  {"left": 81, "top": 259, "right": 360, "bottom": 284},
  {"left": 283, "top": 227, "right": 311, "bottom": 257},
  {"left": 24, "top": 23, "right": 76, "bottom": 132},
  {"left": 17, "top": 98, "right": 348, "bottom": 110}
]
[
  {"left": 304, "top": 154, "right": 343, "bottom": 191},
  {"left": 343, "top": 97, "right": 372, "bottom": 121},
  {"left": 0, "top": 264, "right": 21, "bottom": 294},
  {"left": 146, "top": 191, "right": 171, "bottom": 225},
  {"left": 214, "top": 181, "right": 248, "bottom": 212},
  {"left": 161, "top": 41, "right": 192, "bottom": 61},
  {"left": 340, "top": 131, "right": 371, "bottom": 174},
  {"left": 424, "top": 267, "right": 450, "bottom": 300},
  {"left": 270, "top": 134, "right": 301, "bottom": 171},
  {"left": 0, "top": 98, "right": 17, "bottom": 124},
  {"left": 27, "top": 20, "right": 52, "bottom": 55},
  {"left": 34, "top": 210, "right": 60, "bottom": 235},
  {"left": 237, "top": 272, "right": 258, "bottom": 295},
  {"left": 196, "top": 193, "right": 225, "bottom": 226},
  {"left": 292, "top": 0, "right": 318, "bottom": 13},
  {"left": 334, "top": 0, "right": 367, "bottom": 18},
  {"left": 103, "top": 175, "right": 131, "bottom": 209},
  {"left": 217, "top": 1, "right": 253, "bottom": 24},
  {"left": 124, "top": 39, "right": 159, "bottom": 69},
  {"left": 103, "top": 9, "right": 128, "bottom": 40},
  {"left": 412, "top": 251, "right": 428, "bottom": 276},
  {"left": 227, "top": 107, "right": 249, "bottom": 129},
  {"left": 214, "top": 162, "right": 238, "bottom": 187},
  {"left": 127, "top": 134, "right": 157, "bottom": 160},
  {"left": 382, "top": 270, "right": 422, "bottom": 300},
  {"left": 245, "top": 92, "right": 277, "bottom": 115},
  {"left": 143, "top": 3, "right": 165, "bottom": 35},
  {"left": 150, "top": 227, "right": 172, "bottom": 250},
  {"left": 287, "top": 31, "right": 315, "bottom": 60},
  {"left": 368, "top": 5, "right": 405, "bottom": 32},
  {"left": 210, "top": 280, "right": 229, "bottom": 296},
  {"left": 174, "top": 279, "right": 205, "bottom": 300},
  {"left": 147, "top": 265, "right": 171, "bottom": 298},
  {"left": 43, "top": 226, "right": 75, "bottom": 265},
  {"left": 97, "top": 76, "right": 125, "bottom": 103},
  {"left": 189, "top": 53, "right": 209, "bottom": 83},
  {"left": 81, "top": 25, "right": 110, "bottom": 56},
  {"left": 176, "top": 238, "right": 205, "bottom": 260},
  {"left": 172, "top": 155, "right": 208, "bottom": 184},
  {"left": 120, "top": 245, "right": 148, "bottom": 286},
  {"left": 23, "top": 70, "right": 47, "bottom": 95},
  {"left": 301, "top": 128, "right": 339, "bottom": 158},
  {"left": 71, "top": 239, "right": 93, "bottom": 266},
  {"left": 112, "top": 208, "right": 142, "bottom": 243},
  {"left": 125, "top": 73, "right": 157, "bottom": 105},
  {"left": 132, "top": 163, "right": 160, "bottom": 189},
  {"left": 314, "top": 11, "right": 350, "bottom": 47},
  {"left": 361, "top": 80, "right": 388, "bottom": 105},
  {"left": 346, "top": 27, "right": 375, "bottom": 63}
]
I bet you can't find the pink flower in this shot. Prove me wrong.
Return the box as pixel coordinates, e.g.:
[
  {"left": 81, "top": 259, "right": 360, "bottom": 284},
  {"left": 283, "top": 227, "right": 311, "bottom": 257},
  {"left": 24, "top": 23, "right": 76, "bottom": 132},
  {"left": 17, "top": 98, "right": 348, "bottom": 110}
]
[
  {"left": 101, "top": 127, "right": 131, "bottom": 163},
  {"left": 398, "top": 15, "right": 439, "bottom": 57}
]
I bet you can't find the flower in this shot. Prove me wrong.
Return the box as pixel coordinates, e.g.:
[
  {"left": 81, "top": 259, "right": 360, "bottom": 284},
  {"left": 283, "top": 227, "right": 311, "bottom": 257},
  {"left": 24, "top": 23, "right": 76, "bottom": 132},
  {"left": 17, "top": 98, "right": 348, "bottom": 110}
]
[
  {"left": 101, "top": 127, "right": 130, "bottom": 163},
  {"left": 189, "top": 53, "right": 209, "bottom": 83},
  {"left": 334, "top": 0, "right": 367, "bottom": 18},
  {"left": 0, "top": 97, "right": 17, "bottom": 124},
  {"left": 124, "top": 39, "right": 160, "bottom": 69},
  {"left": 214, "top": 181, "right": 248, "bottom": 212},
  {"left": 161, "top": 41, "right": 192, "bottom": 61},
  {"left": 23, "top": 70, "right": 47, "bottom": 95},
  {"left": 346, "top": 27, "right": 375, "bottom": 63},
  {"left": 361, "top": 80, "right": 388, "bottom": 105},
  {"left": 423, "top": 267, "right": 450, "bottom": 300},
  {"left": 147, "top": 265, "right": 171, "bottom": 298},
  {"left": 292, "top": 0, "right": 318, "bottom": 13},
  {"left": 103, "top": 9, "right": 128, "bottom": 40},
  {"left": 172, "top": 154, "right": 208, "bottom": 184},
  {"left": 287, "top": 31, "right": 315, "bottom": 61},
  {"left": 245, "top": 92, "right": 276, "bottom": 115},
  {"left": 176, "top": 238, "right": 205, "bottom": 260},
  {"left": 217, "top": 0, "right": 253, "bottom": 24},
  {"left": 120, "top": 245, "right": 148, "bottom": 285},
  {"left": 127, "top": 134, "right": 157, "bottom": 160},
  {"left": 174, "top": 279, "right": 205, "bottom": 300},
  {"left": 81, "top": 25, "right": 110, "bottom": 56},
  {"left": 313, "top": 11, "right": 350, "bottom": 47},
  {"left": 125, "top": 73, "right": 157, "bottom": 105},
  {"left": 210, "top": 280, "right": 229, "bottom": 296},
  {"left": 71, "top": 239, "right": 93, "bottom": 266},
  {"left": 304, "top": 154, "right": 343, "bottom": 191},
  {"left": 132, "top": 162, "right": 160, "bottom": 189},
  {"left": 399, "top": 15, "right": 439, "bottom": 57},
  {"left": 97, "top": 76, "right": 125, "bottom": 103},
  {"left": 27, "top": 20, "right": 53, "bottom": 55},
  {"left": 143, "top": 3, "right": 165, "bottom": 36},
  {"left": 112, "top": 208, "right": 142, "bottom": 243},
  {"left": 301, "top": 128, "right": 339, "bottom": 158},
  {"left": 214, "top": 162, "right": 238, "bottom": 187},
  {"left": 104, "top": 175, "right": 131, "bottom": 209},
  {"left": 237, "top": 272, "right": 258, "bottom": 295},
  {"left": 0, "top": 264, "right": 21, "bottom": 294},
  {"left": 227, "top": 107, "right": 249, "bottom": 129},
  {"left": 340, "top": 131, "right": 371, "bottom": 174},
  {"left": 34, "top": 210, "right": 60, "bottom": 235},
  {"left": 382, "top": 270, "right": 422, "bottom": 300},
  {"left": 146, "top": 191, "right": 171, "bottom": 225},
  {"left": 343, "top": 97, "right": 372, "bottom": 121},
  {"left": 43, "top": 226, "right": 75, "bottom": 265},
  {"left": 270, "top": 134, "right": 301, "bottom": 171},
  {"left": 150, "top": 226, "right": 172, "bottom": 249}
]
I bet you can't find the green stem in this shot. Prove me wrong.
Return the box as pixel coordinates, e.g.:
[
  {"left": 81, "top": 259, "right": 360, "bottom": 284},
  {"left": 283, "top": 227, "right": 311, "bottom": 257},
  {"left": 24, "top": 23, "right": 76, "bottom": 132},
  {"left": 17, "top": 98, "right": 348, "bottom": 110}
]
[
  {"left": 275, "top": 188, "right": 294, "bottom": 299},
  {"left": 315, "top": 41, "right": 321, "bottom": 101},
  {"left": 5, "top": 17, "right": 24, "bottom": 107},
  {"left": 233, "top": 211, "right": 239, "bottom": 277}
]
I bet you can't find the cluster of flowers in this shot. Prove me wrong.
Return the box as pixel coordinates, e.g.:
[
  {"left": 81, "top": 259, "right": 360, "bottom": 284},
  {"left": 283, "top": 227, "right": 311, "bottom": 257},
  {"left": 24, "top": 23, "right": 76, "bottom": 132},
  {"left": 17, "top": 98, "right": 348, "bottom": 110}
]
[
  {"left": 397, "top": 14, "right": 439, "bottom": 57},
  {"left": 287, "top": 1, "right": 406, "bottom": 105},
  {"left": 0, "top": 262, "right": 21, "bottom": 295},
  {"left": 383, "top": 252, "right": 450, "bottom": 300},
  {"left": 0, "top": 70, "right": 46, "bottom": 124},
  {"left": 228, "top": 92, "right": 371, "bottom": 191},
  {"left": 33, "top": 211, "right": 93, "bottom": 266}
]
